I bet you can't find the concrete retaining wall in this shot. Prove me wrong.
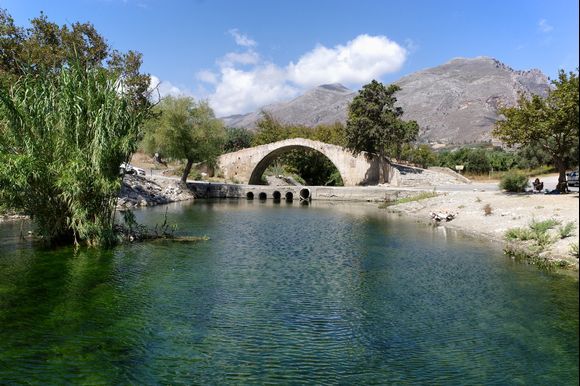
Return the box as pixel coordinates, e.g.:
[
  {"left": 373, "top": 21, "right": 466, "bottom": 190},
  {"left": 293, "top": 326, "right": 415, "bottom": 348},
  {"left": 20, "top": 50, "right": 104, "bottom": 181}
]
[{"left": 188, "top": 182, "right": 421, "bottom": 203}]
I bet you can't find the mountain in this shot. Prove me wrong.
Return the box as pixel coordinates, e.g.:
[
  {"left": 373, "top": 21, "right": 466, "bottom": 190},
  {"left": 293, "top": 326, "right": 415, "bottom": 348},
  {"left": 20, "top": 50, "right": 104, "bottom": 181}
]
[
  {"left": 221, "top": 57, "right": 551, "bottom": 145},
  {"left": 221, "top": 83, "right": 355, "bottom": 129}
]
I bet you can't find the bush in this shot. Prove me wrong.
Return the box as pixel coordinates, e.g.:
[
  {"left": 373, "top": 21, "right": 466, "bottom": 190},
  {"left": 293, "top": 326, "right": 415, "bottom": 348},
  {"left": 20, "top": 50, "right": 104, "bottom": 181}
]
[
  {"left": 483, "top": 203, "right": 493, "bottom": 216},
  {"left": 530, "top": 218, "right": 560, "bottom": 234},
  {"left": 499, "top": 171, "right": 530, "bottom": 192},
  {"left": 558, "top": 222, "right": 576, "bottom": 239},
  {"left": 0, "top": 65, "right": 149, "bottom": 246},
  {"left": 505, "top": 227, "right": 535, "bottom": 241}
]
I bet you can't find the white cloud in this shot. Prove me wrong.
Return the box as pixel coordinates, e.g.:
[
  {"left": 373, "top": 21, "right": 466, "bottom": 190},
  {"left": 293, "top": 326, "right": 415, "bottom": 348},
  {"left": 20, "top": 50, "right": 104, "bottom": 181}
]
[
  {"left": 538, "top": 19, "right": 553, "bottom": 33},
  {"left": 210, "top": 65, "right": 300, "bottom": 116},
  {"left": 200, "top": 33, "right": 407, "bottom": 116},
  {"left": 287, "top": 34, "right": 407, "bottom": 87},
  {"left": 148, "top": 75, "right": 191, "bottom": 103},
  {"left": 218, "top": 51, "right": 261, "bottom": 67},
  {"left": 229, "top": 29, "right": 257, "bottom": 47},
  {"left": 196, "top": 70, "right": 218, "bottom": 84}
]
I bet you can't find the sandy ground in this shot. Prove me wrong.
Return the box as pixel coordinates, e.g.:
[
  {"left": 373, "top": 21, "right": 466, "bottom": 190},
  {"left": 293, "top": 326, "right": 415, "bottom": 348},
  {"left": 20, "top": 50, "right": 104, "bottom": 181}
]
[{"left": 386, "top": 190, "right": 580, "bottom": 270}]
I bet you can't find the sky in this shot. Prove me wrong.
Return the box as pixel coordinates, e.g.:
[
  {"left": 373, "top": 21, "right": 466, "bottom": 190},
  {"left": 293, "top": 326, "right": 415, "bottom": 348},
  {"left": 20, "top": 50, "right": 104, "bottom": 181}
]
[{"left": 2, "top": 0, "right": 578, "bottom": 117}]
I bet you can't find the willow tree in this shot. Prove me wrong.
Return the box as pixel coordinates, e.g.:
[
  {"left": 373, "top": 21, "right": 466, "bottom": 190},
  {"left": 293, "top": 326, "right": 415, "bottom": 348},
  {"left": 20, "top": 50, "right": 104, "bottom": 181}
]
[
  {"left": 345, "top": 80, "right": 419, "bottom": 183},
  {"left": 493, "top": 69, "right": 579, "bottom": 192},
  {"left": 0, "top": 65, "right": 150, "bottom": 245},
  {"left": 142, "top": 96, "right": 225, "bottom": 183}
]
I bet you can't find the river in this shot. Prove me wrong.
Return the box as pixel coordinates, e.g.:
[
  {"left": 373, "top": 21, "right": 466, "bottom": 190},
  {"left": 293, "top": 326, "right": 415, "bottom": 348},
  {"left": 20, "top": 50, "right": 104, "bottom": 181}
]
[{"left": 0, "top": 200, "right": 578, "bottom": 384}]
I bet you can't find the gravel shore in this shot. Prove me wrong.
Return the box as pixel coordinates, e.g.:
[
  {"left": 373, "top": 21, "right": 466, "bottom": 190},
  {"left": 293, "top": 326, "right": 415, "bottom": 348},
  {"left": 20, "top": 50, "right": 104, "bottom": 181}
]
[{"left": 385, "top": 190, "right": 580, "bottom": 270}]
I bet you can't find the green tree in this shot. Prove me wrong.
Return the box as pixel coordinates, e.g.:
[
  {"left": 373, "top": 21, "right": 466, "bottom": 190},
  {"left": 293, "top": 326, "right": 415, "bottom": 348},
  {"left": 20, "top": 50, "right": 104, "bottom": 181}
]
[
  {"left": 0, "top": 64, "right": 149, "bottom": 246},
  {"left": 0, "top": 9, "right": 150, "bottom": 108},
  {"left": 223, "top": 127, "right": 254, "bottom": 153},
  {"left": 345, "top": 80, "right": 418, "bottom": 183},
  {"left": 493, "top": 69, "right": 579, "bottom": 191},
  {"left": 143, "top": 96, "right": 225, "bottom": 183},
  {"left": 465, "top": 148, "right": 491, "bottom": 174},
  {"left": 251, "top": 111, "right": 290, "bottom": 146},
  {"left": 411, "top": 144, "right": 436, "bottom": 169}
]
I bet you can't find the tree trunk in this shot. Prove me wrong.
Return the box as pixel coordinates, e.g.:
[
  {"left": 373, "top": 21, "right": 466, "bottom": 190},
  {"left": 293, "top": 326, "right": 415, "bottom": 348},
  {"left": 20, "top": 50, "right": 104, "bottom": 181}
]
[
  {"left": 181, "top": 159, "right": 193, "bottom": 185},
  {"left": 556, "top": 159, "right": 568, "bottom": 193},
  {"left": 378, "top": 149, "right": 386, "bottom": 184}
]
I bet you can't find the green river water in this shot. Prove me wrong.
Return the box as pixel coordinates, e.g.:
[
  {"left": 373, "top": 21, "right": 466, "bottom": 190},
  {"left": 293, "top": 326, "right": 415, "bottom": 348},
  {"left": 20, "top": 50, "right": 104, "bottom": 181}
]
[{"left": 0, "top": 200, "right": 578, "bottom": 384}]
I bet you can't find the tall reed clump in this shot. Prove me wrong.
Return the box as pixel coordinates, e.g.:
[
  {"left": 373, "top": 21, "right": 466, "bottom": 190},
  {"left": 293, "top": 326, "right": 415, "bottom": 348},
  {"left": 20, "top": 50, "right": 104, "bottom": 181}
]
[{"left": 0, "top": 64, "right": 150, "bottom": 246}]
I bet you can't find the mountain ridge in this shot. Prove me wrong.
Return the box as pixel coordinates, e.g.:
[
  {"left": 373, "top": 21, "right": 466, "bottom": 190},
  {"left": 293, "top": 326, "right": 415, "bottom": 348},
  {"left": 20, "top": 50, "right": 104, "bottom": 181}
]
[{"left": 221, "top": 57, "right": 550, "bottom": 144}]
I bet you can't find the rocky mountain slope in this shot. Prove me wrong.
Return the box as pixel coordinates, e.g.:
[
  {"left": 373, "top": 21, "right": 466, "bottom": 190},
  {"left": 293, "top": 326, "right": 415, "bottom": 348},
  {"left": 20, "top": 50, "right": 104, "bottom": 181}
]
[{"left": 221, "top": 57, "right": 550, "bottom": 145}]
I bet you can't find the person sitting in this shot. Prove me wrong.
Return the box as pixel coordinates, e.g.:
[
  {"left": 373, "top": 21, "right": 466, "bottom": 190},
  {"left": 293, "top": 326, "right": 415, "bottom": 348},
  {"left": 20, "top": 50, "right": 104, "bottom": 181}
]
[{"left": 532, "top": 178, "right": 544, "bottom": 193}]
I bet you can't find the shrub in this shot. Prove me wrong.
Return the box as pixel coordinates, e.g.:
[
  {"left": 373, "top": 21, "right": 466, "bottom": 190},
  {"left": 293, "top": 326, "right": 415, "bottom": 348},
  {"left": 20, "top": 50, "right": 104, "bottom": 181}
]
[
  {"left": 0, "top": 65, "right": 149, "bottom": 246},
  {"left": 483, "top": 203, "right": 493, "bottom": 216},
  {"left": 499, "top": 171, "right": 530, "bottom": 192},
  {"left": 505, "top": 227, "right": 535, "bottom": 241},
  {"left": 530, "top": 218, "right": 560, "bottom": 234},
  {"left": 570, "top": 243, "right": 579, "bottom": 258},
  {"left": 558, "top": 222, "right": 576, "bottom": 239}
]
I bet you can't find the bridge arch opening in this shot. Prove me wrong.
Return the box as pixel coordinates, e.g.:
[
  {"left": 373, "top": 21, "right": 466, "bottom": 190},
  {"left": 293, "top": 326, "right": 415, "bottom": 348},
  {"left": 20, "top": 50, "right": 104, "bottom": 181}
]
[{"left": 248, "top": 145, "right": 344, "bottom": 186}]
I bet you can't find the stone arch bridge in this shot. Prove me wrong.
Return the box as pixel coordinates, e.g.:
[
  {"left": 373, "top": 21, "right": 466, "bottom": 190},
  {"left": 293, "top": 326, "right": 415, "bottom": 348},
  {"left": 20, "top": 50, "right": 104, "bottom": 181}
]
[{"left": 217, "top": 138, "right": 395, "bottom": 186}]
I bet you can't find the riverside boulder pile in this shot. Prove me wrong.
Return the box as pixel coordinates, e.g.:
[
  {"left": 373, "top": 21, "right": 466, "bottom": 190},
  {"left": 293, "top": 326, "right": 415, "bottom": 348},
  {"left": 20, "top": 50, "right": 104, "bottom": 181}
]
[{"left": 117, "top": 175, "right": 195, "bottom": 208}]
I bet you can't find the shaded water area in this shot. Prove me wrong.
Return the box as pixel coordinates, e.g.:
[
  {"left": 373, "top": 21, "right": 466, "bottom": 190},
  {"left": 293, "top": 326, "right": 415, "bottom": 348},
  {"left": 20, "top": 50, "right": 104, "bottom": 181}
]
[{"left": 0, "top": 200, "right": 578, "bottom": 384}]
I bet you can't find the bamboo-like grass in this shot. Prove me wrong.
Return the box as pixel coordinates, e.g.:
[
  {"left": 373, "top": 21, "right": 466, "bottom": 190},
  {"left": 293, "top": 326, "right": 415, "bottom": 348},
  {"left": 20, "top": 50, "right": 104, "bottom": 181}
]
[{"left": 0, "top": 64, "right": 149, "bottom": 246}]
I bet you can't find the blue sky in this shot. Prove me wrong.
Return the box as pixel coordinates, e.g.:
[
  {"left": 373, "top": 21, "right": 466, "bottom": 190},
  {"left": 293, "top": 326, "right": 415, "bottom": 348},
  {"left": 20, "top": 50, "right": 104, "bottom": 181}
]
[{"left": 2, "top": 0, "right": 578, "bottom": 116}]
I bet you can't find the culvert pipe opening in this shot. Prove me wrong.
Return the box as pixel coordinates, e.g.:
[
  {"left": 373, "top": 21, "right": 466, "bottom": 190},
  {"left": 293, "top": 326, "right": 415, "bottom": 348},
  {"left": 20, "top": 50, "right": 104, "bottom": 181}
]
[
  {"left": 258, "top": 192, "right": 267, "bottom": 200},
  {"left": 299, "top": 188, "right": 310, "bottom": 201},
  {"left": 246, "top": 192, "right": 254, "bottom": 200},
  {"left": 273, "top": 191, "right": 281, "bottom": 201},
  {"left": 285, "top": 192, "right": 293, "bottom": 202}
]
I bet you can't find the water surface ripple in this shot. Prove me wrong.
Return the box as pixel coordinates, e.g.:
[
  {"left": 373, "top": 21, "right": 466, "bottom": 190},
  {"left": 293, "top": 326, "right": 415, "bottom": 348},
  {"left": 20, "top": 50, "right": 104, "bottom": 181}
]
[{"left": 0, "top": 200, "right": 578, "bottom": 384}]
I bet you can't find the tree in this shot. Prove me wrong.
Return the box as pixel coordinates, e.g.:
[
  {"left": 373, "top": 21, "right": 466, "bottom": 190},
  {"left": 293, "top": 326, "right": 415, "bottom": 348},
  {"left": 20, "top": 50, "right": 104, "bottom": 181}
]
[
  {"left": 251, "top": 111, "right": 290, "bottom": 146},
  {"left": 0, "top": 64, "right": 149, "bottom": 246},
  {"left": 493, "top": 69, "right": 579, "bottom": 191},
  {"left": 411, "top": 144, "right": 436, "bottom": 169},
  {"left": 143, "top": 96, "right": 225, "bottom": 183},
  {"left": 223, "top": 127, "right": 254, "bottom": 153},
  {"left": 0, "top": 9, "right": 150, "bottom": 109},
  {"left": 345, "top": 80, "right": 419, "bottom": 183}
]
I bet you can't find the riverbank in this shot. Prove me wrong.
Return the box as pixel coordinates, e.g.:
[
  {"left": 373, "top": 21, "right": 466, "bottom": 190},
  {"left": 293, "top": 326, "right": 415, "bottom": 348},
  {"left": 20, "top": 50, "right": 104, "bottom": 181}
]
[
  {"left": 383, "top": 190, "right": 580, "bottom": 270},
  {"left": 116, "top": 175, "right": 195, "bottom": 208}
]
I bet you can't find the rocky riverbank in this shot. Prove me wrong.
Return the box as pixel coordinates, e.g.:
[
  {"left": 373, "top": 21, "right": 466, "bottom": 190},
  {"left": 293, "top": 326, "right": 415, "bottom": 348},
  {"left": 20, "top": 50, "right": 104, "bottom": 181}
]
[
  {"left": 384, "top": 190, "right": 580, "bottom": 271},
  {"left": 117, "top": 175, "right": 195, "bottom": 208}
]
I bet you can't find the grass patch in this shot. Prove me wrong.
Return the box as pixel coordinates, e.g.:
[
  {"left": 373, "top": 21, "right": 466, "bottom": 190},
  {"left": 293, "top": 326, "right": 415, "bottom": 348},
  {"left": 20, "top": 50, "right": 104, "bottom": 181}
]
[
  {"left": 529, "top": 218, "right": 560, "bottom": 234},
  {"left": 558, "top": 222, "right": 576, "bottom": 239},
  {"left": 502, "top": 218, "right": 573, "bottom": 269},
  {"left": 505, "top": 227, "right": 535, "bottom": 241},
  {"left": 570, "top": 243, "right": 579, "bottom": 258},
  {"left": 379, "top": 191, "right": 438, "bottom": 208},
  {"left": 504, "top": 244, "right": 570, "bottom": 271}
]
